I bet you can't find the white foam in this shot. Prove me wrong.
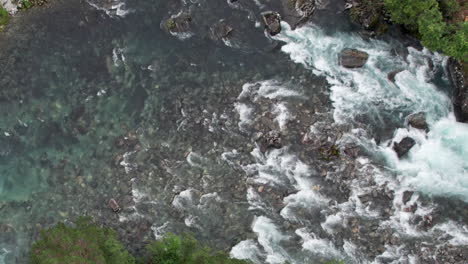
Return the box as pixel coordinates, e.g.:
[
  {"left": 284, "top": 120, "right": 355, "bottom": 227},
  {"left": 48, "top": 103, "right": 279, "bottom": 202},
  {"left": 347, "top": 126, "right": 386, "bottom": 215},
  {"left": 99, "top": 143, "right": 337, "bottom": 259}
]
[
  {"left": 151, "top": 222, "right": 170, "bottom": 239},
  {"left": 0, "top": 0, "right": 17, "bottom": 14},
  {"left": 230, "top": 239, "right": 263, "bottom": 263},
  {"left": 296, "top": 228, "right": 342, "bottom": 258},
  {"left": 432, "top": 221, "right": 468, "bottom": 245},
  {"left": 272, "top": 102, "right": 291, "bottom": 130},
  {"left": 252, "top": 216, "right": 291, "bottom": 264},
  {"left": 238, "top": 80, "right": 302, "bottom": 101},
  {"left": 234, "top": 102, "right": 254, "bottom": 130},
  {"left": 87, "top": 0, "right": 131, "bottom": 18}
]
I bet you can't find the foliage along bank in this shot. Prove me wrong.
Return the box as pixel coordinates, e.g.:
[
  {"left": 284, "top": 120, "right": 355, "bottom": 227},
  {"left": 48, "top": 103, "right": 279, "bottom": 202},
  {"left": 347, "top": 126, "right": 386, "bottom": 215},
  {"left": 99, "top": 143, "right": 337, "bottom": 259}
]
[
  {"left": 350, "top": 0, "right": 467, "bottom": 62},
  {"left": 30, "top": 217, "right": 344, "bottom": 264}
]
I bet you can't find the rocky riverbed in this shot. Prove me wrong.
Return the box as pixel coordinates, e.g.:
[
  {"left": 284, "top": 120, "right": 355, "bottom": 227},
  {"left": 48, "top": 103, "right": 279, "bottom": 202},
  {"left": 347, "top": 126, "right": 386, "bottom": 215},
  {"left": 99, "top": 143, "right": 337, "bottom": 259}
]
[{"left": 0, "top": 0, "right": 467, "bottom": 263}]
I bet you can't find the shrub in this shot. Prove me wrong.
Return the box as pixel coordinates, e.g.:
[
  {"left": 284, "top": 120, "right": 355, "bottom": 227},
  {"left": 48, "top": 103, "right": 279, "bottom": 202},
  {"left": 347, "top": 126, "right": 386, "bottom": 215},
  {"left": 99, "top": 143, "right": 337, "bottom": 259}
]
[
  {"left": 146, "top": 233, "right": 250, "bottom": 264},
  {"left": 30, "top": 217, "right": 135, "bottom": 264},
  {"left": 384, "top": 0, "right": 468, "bottom": 61},
  {"left": 0, "top": 6, "right": 10, "bottom": 27}
]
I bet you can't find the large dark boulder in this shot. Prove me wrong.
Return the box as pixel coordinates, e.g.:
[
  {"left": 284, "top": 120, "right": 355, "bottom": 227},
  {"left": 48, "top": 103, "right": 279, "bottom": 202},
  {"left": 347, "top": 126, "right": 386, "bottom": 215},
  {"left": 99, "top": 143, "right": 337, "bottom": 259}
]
[
  {"left": 339, "top": 48, "right": 369, "bottom": 68},
  {"left": 448, "top": 58, "right": 468, "bottom": 123},
  {"left": 407, "top": 112, "right": 428, "bottom": 131},
  {"left": 261, "top": 11, "right": 282, "bottom": 36},
  {"left": 393, "top": 137, "right": 416, "bottom": 158}
]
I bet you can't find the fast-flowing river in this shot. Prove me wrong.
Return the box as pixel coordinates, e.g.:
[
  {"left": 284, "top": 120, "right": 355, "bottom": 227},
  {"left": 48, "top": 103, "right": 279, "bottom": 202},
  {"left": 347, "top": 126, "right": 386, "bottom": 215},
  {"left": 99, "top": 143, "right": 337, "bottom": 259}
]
[{"left": 0, "top": 0, "right": 467, "bottom": 263}]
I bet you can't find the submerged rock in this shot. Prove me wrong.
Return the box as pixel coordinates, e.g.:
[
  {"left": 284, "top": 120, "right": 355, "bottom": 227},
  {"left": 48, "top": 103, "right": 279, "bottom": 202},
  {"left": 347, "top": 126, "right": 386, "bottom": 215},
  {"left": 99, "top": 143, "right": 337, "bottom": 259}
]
[
  {"left": 209, "top": 20, "right": 233, "bottom": 41},
  {"left": 407, "top": 112, "right": 428, "bottom": 131},
  {"left": 339, "top": 48, "right": 369, "bottom": 68},
  {"left": 393, "top": 137, "right": 416, "bottom": 158},
  {"left": 261, "top": 11, "right": 282, "bottom": 36}
]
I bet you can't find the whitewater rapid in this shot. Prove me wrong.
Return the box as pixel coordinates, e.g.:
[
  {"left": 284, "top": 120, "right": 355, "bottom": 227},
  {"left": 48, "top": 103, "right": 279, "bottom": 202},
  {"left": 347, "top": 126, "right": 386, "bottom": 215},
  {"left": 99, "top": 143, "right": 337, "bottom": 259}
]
[
  {"left": 274, "top": 22, "right": 468, "bottom": 202},
  {"left": 229, "top": 22, "right": 468, "bottom": 264}
]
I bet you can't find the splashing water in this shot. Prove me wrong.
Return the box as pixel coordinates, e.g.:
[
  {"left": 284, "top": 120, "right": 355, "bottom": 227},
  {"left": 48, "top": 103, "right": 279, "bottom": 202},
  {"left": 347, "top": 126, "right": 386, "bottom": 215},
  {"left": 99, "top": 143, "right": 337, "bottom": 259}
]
[{"left": 274, "top": 22, "right": 468, "bottom": 202}]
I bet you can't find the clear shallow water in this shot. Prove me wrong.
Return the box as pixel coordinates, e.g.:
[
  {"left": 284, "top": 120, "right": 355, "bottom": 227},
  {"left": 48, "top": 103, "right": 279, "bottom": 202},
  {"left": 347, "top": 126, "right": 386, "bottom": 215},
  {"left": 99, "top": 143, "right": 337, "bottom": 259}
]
[{"left": 0, "top": 0, "right": 467, "bottom": 263}]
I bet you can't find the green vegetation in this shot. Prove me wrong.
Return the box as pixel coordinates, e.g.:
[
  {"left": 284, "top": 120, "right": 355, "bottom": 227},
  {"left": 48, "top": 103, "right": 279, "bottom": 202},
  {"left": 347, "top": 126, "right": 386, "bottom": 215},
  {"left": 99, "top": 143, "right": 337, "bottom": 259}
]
[
  {"left": 145, "top": 233, "right": 249, "bottom": 264},
  {"left": 30, "top": 219, "right": 249, "bottom": 264},
  {"left": 30, "top": 218, "right": 345, "bottom": 264},
  {"left": 18, "top": 0, "right": 49, "bottom": 10},
  {"left": 384, "top": 0, "right": 467, "bottom": 61},
  {"left": 30, "top": 217, "right": 135, "bottom": 264},
  {"left": 0, "top": 6, "right": 10, "bottom": 29}
]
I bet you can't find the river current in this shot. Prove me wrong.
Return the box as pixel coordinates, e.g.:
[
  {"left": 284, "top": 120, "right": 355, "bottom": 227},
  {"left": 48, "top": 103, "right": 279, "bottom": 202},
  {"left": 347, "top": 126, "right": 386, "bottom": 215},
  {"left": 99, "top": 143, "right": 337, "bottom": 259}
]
[{"left": 0, "top": 0, "right": 467, "bottom": 263}]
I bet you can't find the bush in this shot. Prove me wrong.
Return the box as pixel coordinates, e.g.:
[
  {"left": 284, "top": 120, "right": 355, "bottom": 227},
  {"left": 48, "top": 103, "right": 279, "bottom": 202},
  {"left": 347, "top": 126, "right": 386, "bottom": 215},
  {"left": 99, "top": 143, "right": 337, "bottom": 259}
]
[
  {"left": 146, "top": 233, "right": 250, "bottom": 264},
  {"left": 0, "top": 6, "right": 10, "bottom": 27},
  {"left": 384, "top": 0, "right": 467, "bottom": 61},
  {"left": 30, "top": 217, "right": 135, "bottom": 264}
]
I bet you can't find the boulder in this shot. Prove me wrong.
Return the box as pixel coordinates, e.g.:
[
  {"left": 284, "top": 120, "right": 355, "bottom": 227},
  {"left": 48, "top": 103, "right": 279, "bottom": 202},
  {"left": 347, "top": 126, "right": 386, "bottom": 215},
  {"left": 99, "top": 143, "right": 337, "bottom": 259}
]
[
  {"left": 387, "top": 69, "right": 403, "bottom": 83},
  {"left": 393, "top": 137, "right": 416, "bottom": 158},
  {"left": 402, "top": 190, "right": 413, "bottom": 205},
  {"left": 109, "top": 198, "right": 121, "bottom": 213},
  {"left": 339, "top": 48, "right": 369, "bottom": 68},
  {"left": 258, "top": 130, "right": 282, "bottom": 152},
  {"left": 407, "top": 112, "right": 428, "bottom": 131},
  {"left": 163, "top": 13, "right": 192, "bottom": 33},
  {"left": 261, "top": 11, "right": 282, "bottom": 36},
  {"left": 447, "top": 58, "right": 468, "bottom": 123}
]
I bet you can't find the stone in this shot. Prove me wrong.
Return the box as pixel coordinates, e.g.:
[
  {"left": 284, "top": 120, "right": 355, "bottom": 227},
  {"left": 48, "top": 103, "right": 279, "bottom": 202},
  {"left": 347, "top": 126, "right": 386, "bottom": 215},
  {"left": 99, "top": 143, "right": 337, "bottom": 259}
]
[
  {"left": 339, "top": 48, "right": 369, "bottom": 68},
  {"left": 393, "top": 137, "right": 416, "bottom": 158},
  {"left": 387, "top": 69, "right": 403, "bottom": 83},
  {"left": 402, "top": 190, "right": 413, "bottom": 204},
  {"left": 407, "top": 112, "right": 428, "bottom": 131},
  {"left": 109, "top": 198, "right": 121, "bottom": 213},
  {"left": 261, "top": 11, "right": 282, "bottom": 36},
  {"left": 448, "top": 58, "right": 468, "bottom": 123},
  {"left": 257, "top": 130, "right": 282, "bottom": 152},
  {"left": 163, "top": 13, "right": 192, "bottom": 33}
]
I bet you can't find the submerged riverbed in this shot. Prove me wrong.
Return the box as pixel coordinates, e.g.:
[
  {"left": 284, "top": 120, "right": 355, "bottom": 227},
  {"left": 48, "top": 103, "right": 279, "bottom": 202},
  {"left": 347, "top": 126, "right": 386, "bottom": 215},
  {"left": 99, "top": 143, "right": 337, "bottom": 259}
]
[{"left": 0, "top": 0, "right": 467, "bottom": 263}]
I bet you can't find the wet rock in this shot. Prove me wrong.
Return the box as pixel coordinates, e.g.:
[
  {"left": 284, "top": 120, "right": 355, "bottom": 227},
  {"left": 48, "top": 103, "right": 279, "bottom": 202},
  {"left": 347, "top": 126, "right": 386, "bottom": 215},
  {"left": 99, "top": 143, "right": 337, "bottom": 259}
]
[
  {"left": 261, "top": 11, "right": 282, "bottom": 36},
  {"left": 294, "top": 0, "right": 316, "bottom": 23},
  {"left": 447, "top": 58, "right": 468, "bottom": 123},
  {"left": 407, "top": 112, "right": 428, "bottom": 131},
  {"left": 163, "top": 12, "right": 192, "bottom": 33},
  {"left": 393, "top": 137, "right": 416, "bottom": 158},
  {"left": 257, "top": 130, "right": 282, "bottom": 152},
  {"left": 339, "top": 48, "right": 369, "bottom": 68},
  {"left": 402, "top": 190, "right": 413, "bottom": 205},
  {"left": 209, "top": 20, "right": 233, "bottom": 41},
  {"left": 109, "top": 198, "right": 121, "bottom": 213},
  {"left": 387, "top": 69, "right": 403, "bottom": 83}
]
